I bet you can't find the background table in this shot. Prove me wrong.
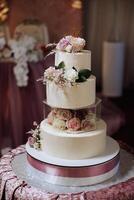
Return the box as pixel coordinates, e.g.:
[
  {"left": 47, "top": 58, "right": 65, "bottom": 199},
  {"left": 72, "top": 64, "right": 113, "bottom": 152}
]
[
  {"left": 0, "top": 60, "right": 45, "bottom": 148},
  {"left": 0, "top": 142, "right": 134, "bottom": 200}
]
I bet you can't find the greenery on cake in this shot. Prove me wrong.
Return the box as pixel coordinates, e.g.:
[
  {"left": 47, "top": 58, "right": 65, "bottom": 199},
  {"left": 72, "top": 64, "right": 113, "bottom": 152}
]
[
  {"left": 43, "top": 61, "right": 92, "bottom": 86},
  {"left": 27, "top": 122, "right": 41, "bottom": 150},
  {"left": 47, "top": 108, "right": 96, "bottom": 132}
]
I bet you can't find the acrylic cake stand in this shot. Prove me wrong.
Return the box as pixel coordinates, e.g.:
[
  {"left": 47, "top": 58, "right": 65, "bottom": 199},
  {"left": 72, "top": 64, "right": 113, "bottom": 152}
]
[{"left": 26, "top": 136, "right": 120, "bottom": 186}]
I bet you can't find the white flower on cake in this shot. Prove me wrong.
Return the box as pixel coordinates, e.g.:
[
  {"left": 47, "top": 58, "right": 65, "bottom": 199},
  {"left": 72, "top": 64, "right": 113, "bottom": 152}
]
[
  {"left": 55, "top": 109, "right": 72, "bottom": 121},
  {"left": 44, "top": 66, "right": 63, "bottom": 82},
  {"left": 43, "top": 59, "right": 91, "bottom": 87},
  {"left": 56, "top": 35, "right": 85, "bottom": 52},
  {"left": 53, "top": 118, "right": 66, "bottom": 130},
  {"left": 33, "top": 142, "right": 40, "bottom": 150},
  {"left": 27, "top": 122, "right": 41, "bottom": 150},
  {"left": 64, "top": 68, "right": 78, "bottom": 82},
  {"left": 65, "top": 44, "right": 72, "bottom": 52}
]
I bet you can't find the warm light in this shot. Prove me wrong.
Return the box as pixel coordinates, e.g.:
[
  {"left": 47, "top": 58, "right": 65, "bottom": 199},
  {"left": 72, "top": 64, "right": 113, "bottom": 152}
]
[
  {"left": 72, "top": 0, "right": 82, "bottom": 9},
  {"left": 0, "top": 0, "right": 9, "bottom": 23}
]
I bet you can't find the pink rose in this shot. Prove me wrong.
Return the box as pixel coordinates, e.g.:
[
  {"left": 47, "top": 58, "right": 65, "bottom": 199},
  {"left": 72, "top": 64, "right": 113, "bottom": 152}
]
[
  {"left": 56, "top": 37, "right": 70, "bottom": 51},
  {"left": 28, "top": 136, "right": 36, "bottom": 147},
  {"left": 56, "top": 109, "right": 72, "bottom": 121},
  {"left": 47, "top": 111, "right": 55, "bottom": 124},
  {"left": 44, "top": 66, "right": 56, "bottom": 80},
  {"left": 66, "top": 117, "right": 81, "bottom": 131},
  {"left": 81, "top": 119, "right": 96, "bottom": 131},
  {"left": 44, "top": 66, "right": 63, "bottom": 83}
]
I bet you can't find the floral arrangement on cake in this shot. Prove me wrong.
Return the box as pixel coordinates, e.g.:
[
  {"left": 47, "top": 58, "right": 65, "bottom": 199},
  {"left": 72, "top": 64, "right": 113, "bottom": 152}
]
[
  {"left": 56, "top": 35, "right": 85, "bottom": 53},
  {"left": 39, "top": 35, "right": 85, "bottom": 55},
  {"left": 43, "top": 61, "right": 91, "bottom": 87},
  {"left": 41, "top": 35, "right": 92, "bottom": 86},
  {"left": 47, "top": 108, "right": 96, "bottom": 132},
  {"left": 27, "top": 122, "right": 41, "bottom": 149}
]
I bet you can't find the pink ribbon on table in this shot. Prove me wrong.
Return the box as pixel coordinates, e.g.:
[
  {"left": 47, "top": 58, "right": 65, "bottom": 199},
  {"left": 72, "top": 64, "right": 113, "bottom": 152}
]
[{"left": 27, "top": 153, "right": 120, "bottom": 178}]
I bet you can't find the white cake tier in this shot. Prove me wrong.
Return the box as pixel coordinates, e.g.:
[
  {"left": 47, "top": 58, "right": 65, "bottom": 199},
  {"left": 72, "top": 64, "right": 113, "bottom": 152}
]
[
  {"left": 40, "top": 119, "right": 106, "bottom": 160},
  {"left": 46, "top": 75, "right": 96, "bottom": 109},
  {"left": 55, "top": 50, "right": 91, "bottom": 70}
]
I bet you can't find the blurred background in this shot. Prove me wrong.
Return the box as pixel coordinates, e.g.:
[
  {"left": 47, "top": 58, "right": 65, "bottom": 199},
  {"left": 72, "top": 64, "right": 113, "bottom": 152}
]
[{"left": 0, "top": 0, "right": 134, "bottom": 154}]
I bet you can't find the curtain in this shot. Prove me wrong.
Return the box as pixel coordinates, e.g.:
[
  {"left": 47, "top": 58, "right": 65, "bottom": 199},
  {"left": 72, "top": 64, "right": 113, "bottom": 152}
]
[{"left": 84, "top": 0, "right": 134, "bottom": 89}]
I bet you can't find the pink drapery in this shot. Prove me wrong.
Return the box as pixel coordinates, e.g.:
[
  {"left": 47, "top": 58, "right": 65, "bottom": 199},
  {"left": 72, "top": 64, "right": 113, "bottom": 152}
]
[{"left": 0, "top": 61, "right": 45, "bottom": 148}]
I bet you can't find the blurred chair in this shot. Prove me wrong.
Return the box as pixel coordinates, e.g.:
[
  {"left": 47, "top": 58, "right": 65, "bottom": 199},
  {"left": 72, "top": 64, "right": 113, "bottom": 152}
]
[{"left": 14, "top": 19, "right": 49, "bottom": 44}]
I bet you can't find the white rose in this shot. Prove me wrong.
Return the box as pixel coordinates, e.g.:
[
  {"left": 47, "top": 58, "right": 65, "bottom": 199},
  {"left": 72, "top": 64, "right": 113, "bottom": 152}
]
[
  {"left": 65, "top": 44, "right": 72, "bottom": 52},
  {"left": 71, "top": 37, "right": 85, "bottom": 52},
  {"left": 53, "top": 118, "right": 66, "bottom": 130},
  {"left": 64, "top": 68, "right": 78, "bottom": 82}
]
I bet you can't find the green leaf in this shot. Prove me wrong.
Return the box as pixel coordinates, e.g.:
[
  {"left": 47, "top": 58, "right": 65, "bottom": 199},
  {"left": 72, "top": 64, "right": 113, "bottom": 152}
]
[
  {"left": 76, "top": 69, "right": 92, "bottom": 83},
  {"left": 56, "top": 61, "right": 65, "bottom": 69},
  {"left": 76, "top": 75, "right": 87, "bottom": 82},
  {"left": 72, "top": 66, "right": 77, "bottom": 71},
  {"left": 78, "top": 69, "right": 92, "bottom": 79}
]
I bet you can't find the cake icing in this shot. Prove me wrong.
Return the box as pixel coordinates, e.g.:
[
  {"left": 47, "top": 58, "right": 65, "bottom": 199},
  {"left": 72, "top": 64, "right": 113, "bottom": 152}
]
[
  {"left": 46, "top": 75, "right": 96, "bottom": 109},
  {"left": 40, "top": 119, "right": 106, "bottom": 160},
  {"left": 55, "top": 50, "right": 91, "bottom": 71}
]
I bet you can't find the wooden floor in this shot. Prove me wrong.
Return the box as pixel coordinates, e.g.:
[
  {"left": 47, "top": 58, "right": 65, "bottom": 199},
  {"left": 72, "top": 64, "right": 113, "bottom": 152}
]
[{"left": 110, "top": 90, "right": 134, "bottom": 148}]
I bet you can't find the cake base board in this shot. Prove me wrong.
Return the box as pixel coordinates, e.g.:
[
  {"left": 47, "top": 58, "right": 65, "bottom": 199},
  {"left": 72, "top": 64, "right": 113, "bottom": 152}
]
[{"left": 26, "top": 137, "right": 120, "bottom": 186}]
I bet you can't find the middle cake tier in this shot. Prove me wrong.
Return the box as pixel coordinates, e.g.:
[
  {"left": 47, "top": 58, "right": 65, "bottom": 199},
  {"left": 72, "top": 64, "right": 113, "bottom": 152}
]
[
  {"left": 40, "top": 119, "right": 106, "bottom": 160},
  {"left": 46, "top": 75, "right": 96, "bottom": 109}
]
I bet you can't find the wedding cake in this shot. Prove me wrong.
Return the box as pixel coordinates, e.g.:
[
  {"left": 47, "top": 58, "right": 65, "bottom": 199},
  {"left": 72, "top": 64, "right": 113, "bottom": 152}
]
[{"left": 26, "top": 36, "right": 120, "bottom": 186}]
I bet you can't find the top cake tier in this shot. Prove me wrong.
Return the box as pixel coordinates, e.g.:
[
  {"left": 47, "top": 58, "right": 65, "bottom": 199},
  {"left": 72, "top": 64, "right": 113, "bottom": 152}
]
[
  {"left": 55, "top": 50, "right": 91, "bottom": 71},
  {"left": 44, "top": 36, "right": 95, "bottom": 109}
]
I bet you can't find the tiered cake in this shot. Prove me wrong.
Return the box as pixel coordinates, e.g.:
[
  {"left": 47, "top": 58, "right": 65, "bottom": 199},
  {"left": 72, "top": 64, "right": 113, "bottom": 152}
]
[{"left": 26, "top": 36, "right": 120, "bottom": 186}]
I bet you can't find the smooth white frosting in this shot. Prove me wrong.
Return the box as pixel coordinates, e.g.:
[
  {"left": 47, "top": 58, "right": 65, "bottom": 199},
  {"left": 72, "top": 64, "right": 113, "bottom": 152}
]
[
  {"left": 55, "top": 50, "right": 91, "bottom": 70},
  {"left": 46, "top": 75, "right": 96, "bottom": 109},
  {"left": 40, "top": 119, "right": 106, "bottom": 160}
]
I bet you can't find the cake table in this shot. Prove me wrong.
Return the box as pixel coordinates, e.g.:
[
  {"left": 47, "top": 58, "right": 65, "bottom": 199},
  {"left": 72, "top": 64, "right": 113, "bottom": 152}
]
[{"left": 0, "top": 142, "right": 134, "bottom": 200}]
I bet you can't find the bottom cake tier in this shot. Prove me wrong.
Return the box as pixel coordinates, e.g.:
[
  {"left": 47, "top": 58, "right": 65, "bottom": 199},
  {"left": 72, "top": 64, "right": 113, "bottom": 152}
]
[
  {"left": 40, "top": 119, "right": 106, "bottom": 159},
  {"left": 26, "top": 136, "right": 120, "bottom": 186}
]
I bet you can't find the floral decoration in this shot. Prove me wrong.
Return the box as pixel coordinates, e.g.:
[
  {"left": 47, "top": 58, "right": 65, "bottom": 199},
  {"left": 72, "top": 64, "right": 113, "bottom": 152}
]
[
  {"left": 9, "top": 35, "right": 43, "bottom": 87},
  {"left": 47, "top": 108, "right": 97, "bottom": 132},
  {"left": 0, "top": 37, "right": 12, "bottom": 59},
  {"left": 64, "top": 68, "right": 78, "bottom": 82},
  {"left": 27, "top": 121, "right": 41, "bottom": 150},
  {"left": 53, "top": 118, "right": 66, "bottom": 130},
  {"left": 66, "top": 117, "right": 81, "bottom": 131},
  {"left": 43, "top": 61, "right": 92, "bottom": 87},
  {"left": 56, "top": 35, "right": 86, "bottom": 52},
  {"left": 81, "top": 118, "right": 96, "bottom": 131},
  {"left": 56, "top": 109, "right": 72, "bottom": 121}
]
